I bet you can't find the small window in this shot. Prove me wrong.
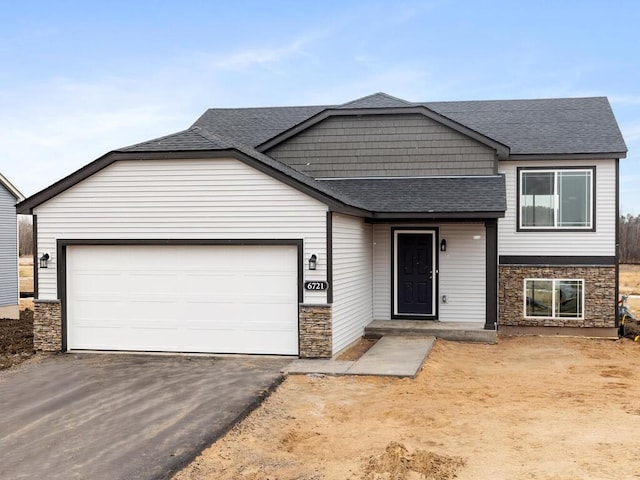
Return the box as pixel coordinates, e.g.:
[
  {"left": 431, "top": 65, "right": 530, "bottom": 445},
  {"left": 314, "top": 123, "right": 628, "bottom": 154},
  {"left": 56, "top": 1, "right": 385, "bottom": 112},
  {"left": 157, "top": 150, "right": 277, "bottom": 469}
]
[
  {"left": 524, "top": 279, "right": 584, "bottom": 319},
  {"left": 519, "top": 169, "right": 593, "bottom": 229}
]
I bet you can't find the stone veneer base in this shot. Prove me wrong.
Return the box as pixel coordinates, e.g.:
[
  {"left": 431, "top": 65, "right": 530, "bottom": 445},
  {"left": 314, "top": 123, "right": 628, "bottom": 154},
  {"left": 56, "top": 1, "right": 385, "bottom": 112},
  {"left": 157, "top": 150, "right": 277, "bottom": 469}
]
[
  {"left": 499, "top": 265, "right": 616, "bottom": 328},
  {"left": 299, "top": 304, "right": 332, "bottom": 358},
  {"left": 34, "top": 299, "right": 62, "bottom": 352}
]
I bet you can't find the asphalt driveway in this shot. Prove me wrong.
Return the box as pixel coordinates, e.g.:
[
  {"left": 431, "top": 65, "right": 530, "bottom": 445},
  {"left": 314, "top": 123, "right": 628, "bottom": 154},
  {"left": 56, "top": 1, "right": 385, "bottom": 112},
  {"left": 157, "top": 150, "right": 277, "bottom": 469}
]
[{"left": 0, "top": 353, "right": 290, "bottom": 480}]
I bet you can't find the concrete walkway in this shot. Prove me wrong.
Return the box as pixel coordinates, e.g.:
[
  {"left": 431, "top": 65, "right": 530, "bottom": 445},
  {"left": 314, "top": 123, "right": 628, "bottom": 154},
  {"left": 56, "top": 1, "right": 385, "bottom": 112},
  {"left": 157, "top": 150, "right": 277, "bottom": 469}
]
[{"left": 285, "top": 336, "right": 435, "bottom": 378}]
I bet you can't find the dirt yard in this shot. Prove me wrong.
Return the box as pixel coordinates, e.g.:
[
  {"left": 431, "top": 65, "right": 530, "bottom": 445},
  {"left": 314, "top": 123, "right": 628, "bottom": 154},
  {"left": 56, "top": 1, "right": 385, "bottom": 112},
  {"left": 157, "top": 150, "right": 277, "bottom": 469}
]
[
  {"left": 173, "top": 336, "right": 640, "bottom": 480},
  {"left": 0, "top": 309, "right": 34, "bottom": 370}
]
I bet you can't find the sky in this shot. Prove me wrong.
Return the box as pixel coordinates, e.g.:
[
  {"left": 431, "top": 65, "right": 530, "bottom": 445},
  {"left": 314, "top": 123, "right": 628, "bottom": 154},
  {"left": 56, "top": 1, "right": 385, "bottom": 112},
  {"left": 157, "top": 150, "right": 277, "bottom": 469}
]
[{"left": 1, "top": 0, "right": 638, "bottom": 214}]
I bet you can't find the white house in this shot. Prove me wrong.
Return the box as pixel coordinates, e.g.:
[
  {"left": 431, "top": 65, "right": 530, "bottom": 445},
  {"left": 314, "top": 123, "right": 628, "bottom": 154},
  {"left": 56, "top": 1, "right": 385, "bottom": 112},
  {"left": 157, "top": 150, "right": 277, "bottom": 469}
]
[
  {"left": 17, "top": 93, "right": 627, "bottom": 357},
  {"left": 1, "top": 173, "right": 24, "bottom": 319}
]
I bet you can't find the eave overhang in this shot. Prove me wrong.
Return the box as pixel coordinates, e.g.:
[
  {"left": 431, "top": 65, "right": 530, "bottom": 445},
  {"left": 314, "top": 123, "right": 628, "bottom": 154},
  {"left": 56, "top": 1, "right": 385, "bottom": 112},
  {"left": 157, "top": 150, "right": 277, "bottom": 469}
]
[{"left": 507, "top": 152, "right": 627, "bottom": 161}]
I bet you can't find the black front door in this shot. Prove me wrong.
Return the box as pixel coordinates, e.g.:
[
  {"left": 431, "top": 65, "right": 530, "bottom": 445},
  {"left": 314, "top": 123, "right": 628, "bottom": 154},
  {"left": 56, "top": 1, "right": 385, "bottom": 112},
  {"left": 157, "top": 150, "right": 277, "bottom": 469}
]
[{"left": 396, "top": 233, "right": 434, "bottom": 316}]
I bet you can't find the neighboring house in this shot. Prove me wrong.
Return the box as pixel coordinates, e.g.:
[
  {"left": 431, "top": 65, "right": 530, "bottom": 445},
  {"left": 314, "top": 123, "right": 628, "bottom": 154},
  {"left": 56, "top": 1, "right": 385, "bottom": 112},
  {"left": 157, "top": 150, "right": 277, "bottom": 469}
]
[
  {"left": 0, "top": 173, "right": 24, "bottom": 320},
  {"left": 17, "top": 93, "right": 627, "bottom": 357}
]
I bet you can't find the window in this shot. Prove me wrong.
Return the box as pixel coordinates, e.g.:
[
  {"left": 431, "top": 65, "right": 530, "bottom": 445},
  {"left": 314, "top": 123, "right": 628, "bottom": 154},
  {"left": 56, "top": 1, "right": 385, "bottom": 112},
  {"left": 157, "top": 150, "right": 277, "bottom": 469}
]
[
  {"left": 524, "top": 279, "right": 584, "bottom": 319},
  {"left": 519, "top": 169, "right": 593, "bottom": 229}
]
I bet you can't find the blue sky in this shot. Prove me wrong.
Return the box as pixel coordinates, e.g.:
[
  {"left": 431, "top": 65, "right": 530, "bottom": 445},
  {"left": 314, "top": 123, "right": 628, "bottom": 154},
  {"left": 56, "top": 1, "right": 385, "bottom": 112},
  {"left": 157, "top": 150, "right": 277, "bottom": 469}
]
[{"left": 1, "top": 0, "right": 638, "bottom": 213}]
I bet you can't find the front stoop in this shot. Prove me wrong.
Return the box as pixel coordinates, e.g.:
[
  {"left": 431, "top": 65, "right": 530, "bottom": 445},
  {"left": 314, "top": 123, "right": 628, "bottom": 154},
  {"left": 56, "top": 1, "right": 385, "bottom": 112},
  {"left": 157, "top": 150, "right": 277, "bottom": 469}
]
[{"left": 365, "top": 320, "right": 497, "bottom": 344}]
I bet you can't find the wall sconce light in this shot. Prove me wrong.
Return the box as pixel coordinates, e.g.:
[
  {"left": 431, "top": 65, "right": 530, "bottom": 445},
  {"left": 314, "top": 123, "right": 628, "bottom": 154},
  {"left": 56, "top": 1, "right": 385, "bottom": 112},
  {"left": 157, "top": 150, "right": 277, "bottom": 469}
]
[
  {"left": 39, "top": 252, "right": 50, "bottom": 269},
  {"left": 440, "top": 239, "right": 447, "bottom": 252},
  {"left": 308, "top": 254, "right": 317, "bottom": 270}
]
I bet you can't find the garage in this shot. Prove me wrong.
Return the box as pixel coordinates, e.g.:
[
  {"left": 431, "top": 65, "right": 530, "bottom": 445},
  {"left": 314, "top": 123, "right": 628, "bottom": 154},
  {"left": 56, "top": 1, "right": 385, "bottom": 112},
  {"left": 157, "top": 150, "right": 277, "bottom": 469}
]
[{"left": 65, "top": 244, "right": 300, "bottom": 355}]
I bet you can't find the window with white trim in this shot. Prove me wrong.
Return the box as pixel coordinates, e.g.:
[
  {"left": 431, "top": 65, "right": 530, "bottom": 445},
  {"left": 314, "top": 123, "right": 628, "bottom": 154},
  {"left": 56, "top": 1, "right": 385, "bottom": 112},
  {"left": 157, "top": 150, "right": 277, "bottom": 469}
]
[
  {"left": 524, "top": 279, "right": 584, "bottom": 319},
  {"left": 519, "top": 169, "right": 593, "bottom": 229}
]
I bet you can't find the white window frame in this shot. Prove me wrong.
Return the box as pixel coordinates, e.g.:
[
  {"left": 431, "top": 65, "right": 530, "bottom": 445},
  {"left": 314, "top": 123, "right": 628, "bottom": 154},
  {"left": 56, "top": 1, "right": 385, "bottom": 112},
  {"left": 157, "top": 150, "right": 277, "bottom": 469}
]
[
  {"left": 519, "top": 168, "right": 594, "bottom": 230},
  {"left": 523, "top": 278, "right": 585, "bottom": 320}
]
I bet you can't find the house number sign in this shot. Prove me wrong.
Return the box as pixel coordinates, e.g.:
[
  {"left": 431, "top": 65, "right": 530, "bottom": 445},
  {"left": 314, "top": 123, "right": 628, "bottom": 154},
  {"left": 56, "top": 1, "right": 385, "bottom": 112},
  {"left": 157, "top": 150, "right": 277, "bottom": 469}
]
[{"left": 304, "top": 281, "right": 329, "bottom": 291}]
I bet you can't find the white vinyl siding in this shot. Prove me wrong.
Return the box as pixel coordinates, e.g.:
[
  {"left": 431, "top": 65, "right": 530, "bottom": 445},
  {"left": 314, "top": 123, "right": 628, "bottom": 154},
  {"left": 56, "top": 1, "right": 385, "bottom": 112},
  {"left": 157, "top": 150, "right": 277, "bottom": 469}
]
[
  {"left": 331, "top": 213, "right": 373, "bottom": 354},
  {"left": 499, "top": 159, "right": 616, "bottom": 256},
  {"left": 373, "top": 223, "right": 486, "bottom": 323},
  {"left": 0, "top": 185, "right": 19, "bottom": 307},
  {"left": 34, "top": 158, "right": 328, "bottom": 301}
]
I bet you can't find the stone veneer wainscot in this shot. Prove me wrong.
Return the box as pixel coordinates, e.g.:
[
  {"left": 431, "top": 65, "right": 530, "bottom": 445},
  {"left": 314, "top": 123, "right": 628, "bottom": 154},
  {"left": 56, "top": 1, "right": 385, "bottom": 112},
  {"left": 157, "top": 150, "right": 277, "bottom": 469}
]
[
  {"left": 34, "top": 299, "right": 62, "bottom": 351},
  {"left": 499, "top": 265, "right": 616, "bottom": 328},
  {"left": 298, "top": 304, "right": 332, "bottom": 358}
]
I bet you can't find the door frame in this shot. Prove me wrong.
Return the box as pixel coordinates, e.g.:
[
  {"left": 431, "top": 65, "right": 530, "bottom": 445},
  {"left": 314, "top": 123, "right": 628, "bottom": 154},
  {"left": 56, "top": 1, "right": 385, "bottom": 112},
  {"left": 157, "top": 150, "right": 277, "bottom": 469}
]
[{"left": 391, "top": 228, "right": 439, "bottom": 319}]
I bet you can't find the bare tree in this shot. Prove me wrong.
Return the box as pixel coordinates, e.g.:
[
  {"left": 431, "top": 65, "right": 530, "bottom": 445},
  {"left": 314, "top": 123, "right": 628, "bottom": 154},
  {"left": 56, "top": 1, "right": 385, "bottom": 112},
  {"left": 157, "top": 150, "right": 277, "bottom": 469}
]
[{"left": 18, "top": 215, "right": 33, "bottom": 257}]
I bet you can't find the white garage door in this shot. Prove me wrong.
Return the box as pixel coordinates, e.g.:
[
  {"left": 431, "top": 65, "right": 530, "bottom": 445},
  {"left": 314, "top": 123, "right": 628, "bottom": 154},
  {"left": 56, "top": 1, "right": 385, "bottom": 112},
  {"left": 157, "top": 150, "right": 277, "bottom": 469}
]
[{"left": 66, "top": 244, "right": 299, "bottom": 355}]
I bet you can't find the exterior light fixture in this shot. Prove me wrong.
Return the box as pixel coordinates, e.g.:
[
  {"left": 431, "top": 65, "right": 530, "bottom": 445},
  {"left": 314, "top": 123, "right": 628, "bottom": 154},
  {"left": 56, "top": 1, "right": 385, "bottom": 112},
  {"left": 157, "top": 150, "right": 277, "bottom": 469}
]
[
  {"left": 308, "top": 254, "right": 317, "bottom": 270},
  {"left": 440, "top": 239, "right": 447, "bottom": 252},
  {"left": 39, "top": 253, "right": 50, "bottom": 269}
]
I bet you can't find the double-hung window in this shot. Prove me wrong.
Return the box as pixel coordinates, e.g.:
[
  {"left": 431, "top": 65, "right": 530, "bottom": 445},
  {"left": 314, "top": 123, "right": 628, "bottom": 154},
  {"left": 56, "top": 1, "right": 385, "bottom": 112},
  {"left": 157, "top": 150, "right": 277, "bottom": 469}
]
[
  {"left": 519, "top": 168, "right": 593, "bottom": 229},
  {"left": 524, "top": 279, "right": 584, "bottom": 319}
]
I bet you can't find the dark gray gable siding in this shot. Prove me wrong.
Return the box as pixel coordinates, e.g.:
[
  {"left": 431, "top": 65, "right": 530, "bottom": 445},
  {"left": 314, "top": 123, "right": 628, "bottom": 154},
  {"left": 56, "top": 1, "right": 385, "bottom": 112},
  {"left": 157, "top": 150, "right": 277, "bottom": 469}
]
[
  {"left": 266, "top": 113, "right": 497, "bottom": 178},
  {"left": 0, "top": 185, "right": 18, "bottom": 306}
]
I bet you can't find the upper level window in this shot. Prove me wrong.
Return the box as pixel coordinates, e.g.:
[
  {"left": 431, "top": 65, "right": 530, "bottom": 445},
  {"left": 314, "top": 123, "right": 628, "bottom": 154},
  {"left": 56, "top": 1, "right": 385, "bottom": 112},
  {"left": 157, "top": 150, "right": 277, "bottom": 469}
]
[{"left": 519, "top": 168, "right": 593, "bottom": 230}]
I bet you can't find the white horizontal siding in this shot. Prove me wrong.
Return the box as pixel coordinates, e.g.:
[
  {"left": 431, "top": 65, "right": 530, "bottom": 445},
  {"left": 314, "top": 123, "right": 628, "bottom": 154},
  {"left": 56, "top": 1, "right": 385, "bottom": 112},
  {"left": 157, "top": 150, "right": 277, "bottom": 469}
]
[
  {"left": 331, "top": 213, "right": 372, "bottom": 354},
  {"left": 373, "top": 223, "right": 486, "bottom": 323},
  {"left": 373, "top": 224, "right": 392, "bottom": 320},
  {"left": 438, "top": 224, "right": 486, "bottom": 322},
  {"left": 498, "top": 159, "right": 616, "bottom": 256},
  {"left": 0, "top": 186, "right": 19, "bottom": 306},
  {"left": 34, "top": 158, "right": 328, "bottom": 302}
]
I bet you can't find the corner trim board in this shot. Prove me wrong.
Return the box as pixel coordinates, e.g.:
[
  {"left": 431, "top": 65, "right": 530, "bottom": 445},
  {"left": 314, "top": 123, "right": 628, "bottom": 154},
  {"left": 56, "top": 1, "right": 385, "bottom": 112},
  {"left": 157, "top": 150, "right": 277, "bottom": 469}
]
[{"left": 485, "top": 220, "right": 498, "bottom": 330}]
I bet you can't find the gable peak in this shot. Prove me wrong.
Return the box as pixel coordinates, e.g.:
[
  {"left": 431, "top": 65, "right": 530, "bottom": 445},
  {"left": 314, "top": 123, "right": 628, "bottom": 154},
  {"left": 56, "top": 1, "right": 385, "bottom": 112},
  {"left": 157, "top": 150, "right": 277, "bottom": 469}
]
[{"left": 338, "top": 92, "right": 413, "bottom": 109}]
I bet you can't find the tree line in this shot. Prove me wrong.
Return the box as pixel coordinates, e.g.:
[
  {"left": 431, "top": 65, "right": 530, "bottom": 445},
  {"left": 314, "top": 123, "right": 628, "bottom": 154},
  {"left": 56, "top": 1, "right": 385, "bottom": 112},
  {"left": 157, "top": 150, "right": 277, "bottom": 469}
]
[{"left": 620, "top": 214, "right": 640, "bottom": 264}]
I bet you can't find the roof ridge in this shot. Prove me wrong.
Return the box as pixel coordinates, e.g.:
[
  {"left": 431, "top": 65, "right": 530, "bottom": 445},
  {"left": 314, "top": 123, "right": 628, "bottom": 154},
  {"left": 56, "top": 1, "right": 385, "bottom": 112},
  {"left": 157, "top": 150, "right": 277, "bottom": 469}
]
[{"left": 338, "top": 92, "right": 412, "bottom": 108}]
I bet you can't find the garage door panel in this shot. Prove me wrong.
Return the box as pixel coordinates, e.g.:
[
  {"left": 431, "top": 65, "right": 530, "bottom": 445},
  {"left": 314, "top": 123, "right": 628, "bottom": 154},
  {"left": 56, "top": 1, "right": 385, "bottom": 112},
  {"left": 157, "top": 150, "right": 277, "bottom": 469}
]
[{"left": 66, "top": 245, "right": 299, "bottom": 354}]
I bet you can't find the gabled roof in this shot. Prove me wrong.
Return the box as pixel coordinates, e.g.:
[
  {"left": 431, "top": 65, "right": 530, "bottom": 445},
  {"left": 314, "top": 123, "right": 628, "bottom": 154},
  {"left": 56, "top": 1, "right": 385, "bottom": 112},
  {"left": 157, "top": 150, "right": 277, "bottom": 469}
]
[
  {"left": 17, "top": 92, "right": 626, "bottom": 216},
  {"left": 121, "top": 93, "right": 628, "bottom": 159},
  {"left": 0, "top": 173, "right": 24, "bottom": 202}
]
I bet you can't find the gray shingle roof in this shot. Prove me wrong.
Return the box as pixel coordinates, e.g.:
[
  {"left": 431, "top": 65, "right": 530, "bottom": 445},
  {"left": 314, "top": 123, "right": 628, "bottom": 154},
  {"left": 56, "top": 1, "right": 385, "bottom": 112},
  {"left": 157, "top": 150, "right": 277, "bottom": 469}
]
[
  {"left": 338, "top": 92, "right": 412, "bottom": 108},
  {"left": 320, "top": 176, "right": 506, "bottom": 214},
  {"left": 192, "top": 105, "right": 327, "bottom": 148},
  {"left": 121, "top": 127, "right": 232, "bottom": 151},
  {"left": 121, "top": 93, "right": 626, "bottom": 157},
  {"left": 423, "top": 97, "right": 627, "bottom": 155}
]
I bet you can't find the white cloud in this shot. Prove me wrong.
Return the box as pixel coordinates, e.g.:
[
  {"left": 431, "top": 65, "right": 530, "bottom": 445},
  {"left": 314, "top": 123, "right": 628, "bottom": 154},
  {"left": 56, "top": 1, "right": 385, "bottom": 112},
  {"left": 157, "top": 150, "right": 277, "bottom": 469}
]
[{"left": 202, "top": 33, "right": 321, "bottom": 72}]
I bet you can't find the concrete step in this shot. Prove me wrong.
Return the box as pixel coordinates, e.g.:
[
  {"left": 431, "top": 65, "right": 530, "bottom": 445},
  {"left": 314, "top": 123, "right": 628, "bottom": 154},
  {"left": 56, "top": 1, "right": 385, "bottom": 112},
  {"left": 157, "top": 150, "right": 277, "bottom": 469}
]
[{"left": 365, "top": 320, "right": 496, "bottom": 344}]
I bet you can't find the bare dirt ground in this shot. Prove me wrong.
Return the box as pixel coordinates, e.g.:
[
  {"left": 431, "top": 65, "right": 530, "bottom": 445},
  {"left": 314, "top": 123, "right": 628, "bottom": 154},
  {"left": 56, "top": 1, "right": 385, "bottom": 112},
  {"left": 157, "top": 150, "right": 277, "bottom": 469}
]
[
  {"left": 174, "top": 336, "right": 640, "bottom": 480},
  {"left": 0, "top": 309, "right": 34, "bottom": 370}
]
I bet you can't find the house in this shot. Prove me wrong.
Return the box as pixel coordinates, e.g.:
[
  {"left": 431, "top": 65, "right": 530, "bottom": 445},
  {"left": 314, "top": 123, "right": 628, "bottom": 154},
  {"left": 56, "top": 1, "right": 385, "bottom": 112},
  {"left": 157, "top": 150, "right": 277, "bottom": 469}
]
[
  {"left": 1, "top": 173, "right": 24, "bottom": 320},
  {"left": 16, "top": 93, "right": 627, "bottom": 357}
]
